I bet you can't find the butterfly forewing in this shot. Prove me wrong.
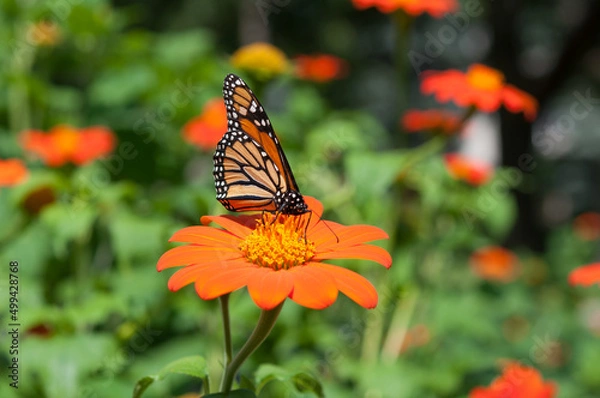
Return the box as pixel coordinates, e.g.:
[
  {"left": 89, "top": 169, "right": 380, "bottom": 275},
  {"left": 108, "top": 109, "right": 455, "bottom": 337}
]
[{"left": 213, "top": 74, "right": 308, "bottom": 215}]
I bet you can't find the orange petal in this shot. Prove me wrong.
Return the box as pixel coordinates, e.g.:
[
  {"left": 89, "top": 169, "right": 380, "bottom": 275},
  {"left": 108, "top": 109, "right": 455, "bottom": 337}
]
[
  {"left": 304, "top": 196, "right": 323, "bottom": 218},
  {"left": 569, "top": 263, "right": 600, "bottom": 286},
  {"left": 195, "top": 266, "right": 256, "bottom": 299},
  {"left": 157, "top": 245, "right": 242, "bottom": 271},
  {"left": 288, "top": 266, "right": 338, "bottom": 309},
  {"left": 314, "top": 244, "right": 392, "bottom": 268},
  {"left": 316, "top": 224, "right": 389, "bottom": 251},
  {"left": 313, "top": 263, "right": 378, "bottom": 309},
  {"left": 201, "top": 215, "right": 255, "bottom": 239},
  {"left": 247, "top": 268, "right": 294, "bottom": 310},
  {"left": 170, "top": 226, "right": 242, "bottom": 247},
  {"left": 168, "top": 263, "right": 219, "bottom": 291}
]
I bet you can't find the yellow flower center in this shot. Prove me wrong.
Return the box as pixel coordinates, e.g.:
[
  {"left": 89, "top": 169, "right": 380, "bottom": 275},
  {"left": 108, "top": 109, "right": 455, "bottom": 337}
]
[
  {"left": 52, "top": 126, "right": 80, "bottom": 156},
  {"left": 240, "top": 213, "right": 315, "bottom": 270},
  {"left": 466, "top": 64, "right": 505, "bottom": 91}
]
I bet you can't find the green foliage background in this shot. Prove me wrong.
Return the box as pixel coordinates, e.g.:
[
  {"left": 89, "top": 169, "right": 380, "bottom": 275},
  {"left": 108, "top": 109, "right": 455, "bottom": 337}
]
[{"left": 1, "top": 0, "right": 599, "bottom": 397}]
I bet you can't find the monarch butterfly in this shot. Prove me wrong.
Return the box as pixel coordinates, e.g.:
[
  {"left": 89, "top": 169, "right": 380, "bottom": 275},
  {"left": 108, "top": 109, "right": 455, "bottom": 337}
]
[{"left": 213, "top": 74, "right": 309, "bottom": 215}]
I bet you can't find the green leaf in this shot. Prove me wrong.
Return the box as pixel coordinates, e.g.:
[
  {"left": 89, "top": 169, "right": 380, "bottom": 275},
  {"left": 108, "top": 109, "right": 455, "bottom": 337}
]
[
  {"left": 132, "top": 356, "right": 208, "bottom": 398},
  {"left": 108, "top": 210, "right": 168, "bottom": 265},
  {"left": 291, "top": 373, "right": 324, "bottom": 398},
  {"left": 255, "top": 364, "right": 322, "bottom": 397},
  {"left": 90, "top": 64, "right": 157, "bottom": 106},
  {"left": 40, "top": 201, "right": 98, "bottom": 258},
  {"left": 345, "top": 150, "right": 407, "bottom": 203},
  {"left": 204, "top": 390, "right": 257, "bottom": 398},
  {"left": 153, "top": 30, "right": 214, "bottom": 69}
]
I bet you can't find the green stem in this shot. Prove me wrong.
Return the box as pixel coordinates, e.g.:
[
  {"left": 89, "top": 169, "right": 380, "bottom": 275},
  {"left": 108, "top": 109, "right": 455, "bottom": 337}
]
[
  {"left": 8, "top": 22, "right": 36, "bottom": 133},
  {"left": 380, "top": 288, "right": 419, "bottom": 363},
  {"left": 220, "top": 301, "right": 284, "bottom": 393},
  {"left": 220, "top": 294, "right": 233, "bottom": 366},
  {"left": 360, "top": 285, "right": 396, "bottom": 363},
  {"left": 459, "top": 105, "right": 477, "bottom": 127}
]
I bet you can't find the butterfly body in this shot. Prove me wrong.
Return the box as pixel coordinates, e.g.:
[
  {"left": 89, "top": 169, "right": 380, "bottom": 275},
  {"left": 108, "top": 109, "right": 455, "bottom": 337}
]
[{"left": 213, "top": 74, "right": 309, "bottom": 215}]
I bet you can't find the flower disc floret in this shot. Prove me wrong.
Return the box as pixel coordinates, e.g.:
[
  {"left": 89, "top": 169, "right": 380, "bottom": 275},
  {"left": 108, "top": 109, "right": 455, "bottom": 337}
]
[{"left": 240, "top": 214, "right": 315, "bottom": 270}]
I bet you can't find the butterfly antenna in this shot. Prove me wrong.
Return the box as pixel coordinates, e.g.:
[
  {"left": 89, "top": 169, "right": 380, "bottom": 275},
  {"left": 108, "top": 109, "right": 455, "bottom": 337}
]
[{"left": 310, "top": 210, "right": 339, "bottom": 244}]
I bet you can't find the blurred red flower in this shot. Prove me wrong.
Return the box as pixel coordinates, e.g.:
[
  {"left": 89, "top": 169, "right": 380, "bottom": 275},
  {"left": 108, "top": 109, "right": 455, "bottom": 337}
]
[
  {"left": 421, "top": 64, "right": 538, "bottom": 121},
  {"left": 352, "top": 0, "right": 458, "bottom": 17},
  {"left": 21, "top": 125, "right": 115, "bottom": 167},
  {"left": 183, "top": 98, "right": 227, "bottom": 151},
  {"left": 573, "top": 212, "right": 600, "bottom": 241},
  {"left": 469, "top": 361, "right": 557, "bottom": 398},
  {"left": 157, "top": 196, "right": 391, "bottom": 310},
  {"left": 401, "top": 109, "right": 461, "bottom": 134},
  {"left": 295, "top": 54, "right": 347, "bottom": 83},
  {"left": 470, "top": 246, "right": 519, "bottom": 283},
  {"left": 444, "top": 153, "right": 493, "bottom": 186},
  {"left": 0, "top": 158, "right": 29, "bottom": 187},
  {"left": 569, "top": 263, "right": 600, "bottom": 287}
]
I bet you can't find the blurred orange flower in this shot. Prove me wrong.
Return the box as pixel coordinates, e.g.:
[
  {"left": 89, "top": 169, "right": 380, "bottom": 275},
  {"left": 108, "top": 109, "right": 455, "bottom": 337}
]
[
  {"left": 26, "top": 20, "right": 61, "bottom": 47},
  {"left": 157, "top": 196, "right": 391, "bottom": 310},
  {"left": 0, "top": 158, "right": 29, "bottom": 187},
  {"left": 295, "top": 54, "right": 347, "bottom": 83},
  {"left": 421, "top": 64, "right": 538, "bottom": 121},
  {"left": 352, "top": 0, "right": 458, "bottom": 17},
  {"left": 569, "top": 263, "right": 600, "bottom": 287},
  {"left": 21, "top": 125, "right": 116, "bottom": 167},
  {"left": 469, "top": 361, "right": 557, "bottom": 398},
  {"left": 231, "top": 42, "right": 289, "bottom": 79},
  {"left": 401, "top": 109, "right": 461, "bottom": 134},
  {"left": 573, "top": 212, "right": 600, "bottom": 241},
  {"left": 399, "top": 324, "right": 431, "bottom": 353},
  {"left": 444, "top": 153, "right": 493, "bottom": 186},
  {"left": 470, "top": 246, "right": 519, "bottom": 283},
  {"left": 183, "top": 98, "right": 227, "bottom": 151}
]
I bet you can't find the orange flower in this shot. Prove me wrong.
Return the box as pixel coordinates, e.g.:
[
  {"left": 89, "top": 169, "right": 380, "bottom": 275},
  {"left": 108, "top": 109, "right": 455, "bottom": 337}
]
[
  {"left": 26, "top": 20, "right": 61, "bottom": 47},
  {"left": 230, "top": 42, "right": 289, "bottom": 79},
  {"left": 444, "top": 153, "right": 493, "bottom": 186},
  {"left": 573, "top": 212, "right": 600, "bottom": 241},
  {"left": 401, "top": 109, "right": 461, "bottom": 134},
  {"left": 0, "top": 158, "right": 29, "bottom": 187},
  {"left": 294, "top": 54, "right": 347, "bottom": 83},
  {"left": 469, "top": 361, "right": 557, "bottom": 398},
  {"left": 352, "top": 0, "right": 458, "bottom": 17},
  {"left": 399, "top": 324, "right": 431, "bottom": 353},
  {"left": 21, "top": 125, "right": 115, "bottom": 167},
  {"left": 569, "top": 263, "right": 600, "bottom": 287},
  {"left": 157, "top": 197, "right": 391, "bottom": 310},
  {"left": 470, "top": 246, "right": 519, "bottom": 282},
  {"left": 182, "top": 99, "right": 227, "bottom": 151},
  {"left": 421, "top": 64, "right": 538, "bottom": 121}
]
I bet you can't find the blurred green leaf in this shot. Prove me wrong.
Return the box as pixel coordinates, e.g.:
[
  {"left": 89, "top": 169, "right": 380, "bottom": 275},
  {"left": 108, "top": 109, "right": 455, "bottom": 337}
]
[
  {"left": 40, "top": 201, "right": 97, "bottom": 258},
  {"left": 255, "top": 364, "right": 322, "bottom": 397},
  {"left": 90, "top": 64, "right": 157, "bottom": 106},
  {"left": 153, "top": 30, "right": 214, "bottom": 69},
  {"left": 345, "top": 150, "right": 406, "bottom": 203},
  {"left": 108, "top": 211, "right": 168, "bottom": 266},
  {"left": 204, "top": 390, "right": 257, "bottom": 398},
  {"left": 132, "top": 356, "right": 208, "bottom": 398}
]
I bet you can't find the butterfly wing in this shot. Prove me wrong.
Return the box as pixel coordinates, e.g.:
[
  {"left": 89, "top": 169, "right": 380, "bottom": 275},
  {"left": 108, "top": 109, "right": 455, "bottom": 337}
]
[{"left": 213, "top": 74, "right": 304, "bottom": 213}]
